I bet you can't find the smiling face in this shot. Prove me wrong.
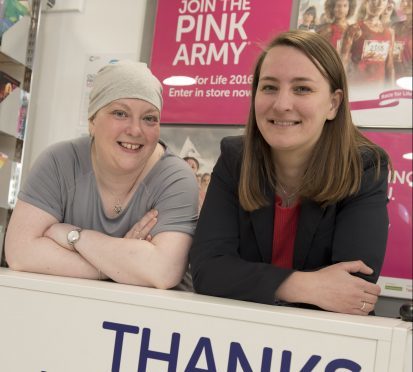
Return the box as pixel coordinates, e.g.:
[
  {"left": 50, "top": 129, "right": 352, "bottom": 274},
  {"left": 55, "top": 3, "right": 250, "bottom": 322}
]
[
  {"left": 303, "top": 11, "right": 315, "bottom": 25},
  {"left": 254, "top": 45, "right": 342, "bottom": 158},
  {"left": 89, "top": 98, "right": 160, "bottom": 175},
  {"left": 333, "top": 0, "right": 350, "bottom": 20},
  {"left": 365, "top": 0, "right": 389, "bottom": 17},
  {"left": 381, "top": 1, "right": 395, "bottom": 18},
  {"left": 400, "top": 0, "right": 412, "bottom": 16}
]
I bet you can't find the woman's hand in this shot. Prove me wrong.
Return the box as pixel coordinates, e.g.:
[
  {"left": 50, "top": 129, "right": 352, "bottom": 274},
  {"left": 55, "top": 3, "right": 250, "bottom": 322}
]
[
  {"left": 276, "top": 260, "right": 381, "bottom": 315},
  {"left": 124, "top": 209, "right": 158, "bottom": 241},
  {"left": 311, "top": 261, "right": 381, "bottom": 315}
]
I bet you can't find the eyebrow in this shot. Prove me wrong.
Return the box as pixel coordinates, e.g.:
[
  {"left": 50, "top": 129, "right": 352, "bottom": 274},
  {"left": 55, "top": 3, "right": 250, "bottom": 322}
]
[
  {"left": 259, "top": 76, "right": 316, "bottom": 83},
  {"left": 108, "top": 101, "right": 159, "bottom": 115}
]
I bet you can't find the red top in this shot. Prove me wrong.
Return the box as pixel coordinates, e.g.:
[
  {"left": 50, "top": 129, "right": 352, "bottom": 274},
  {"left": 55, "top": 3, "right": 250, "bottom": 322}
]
[
  {"left": 350, "top": 21, "right": 392, "bottom": 83},
  {"left": 272, "top": 196, "right": 300, "bottom": 269},
  {"left": 329, "top": 23, "right": 346, "bottom": 52}
]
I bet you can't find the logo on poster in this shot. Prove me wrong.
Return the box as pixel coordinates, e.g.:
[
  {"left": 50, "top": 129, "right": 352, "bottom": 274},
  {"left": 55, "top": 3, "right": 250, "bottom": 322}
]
[{"left": 173, "top": 0, "right": 251, "bottom": 65}]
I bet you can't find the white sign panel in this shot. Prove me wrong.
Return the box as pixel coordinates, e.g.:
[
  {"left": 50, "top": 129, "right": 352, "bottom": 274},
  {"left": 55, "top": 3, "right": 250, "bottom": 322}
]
[{"left": 0, "top": 269, "right": 411, "bottom": 372}]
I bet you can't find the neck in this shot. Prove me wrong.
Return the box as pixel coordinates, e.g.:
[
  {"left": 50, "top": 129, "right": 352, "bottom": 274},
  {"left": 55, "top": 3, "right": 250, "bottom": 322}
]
[
  {"left": 365, "top": 15, "right": 382, "bottom": 24},
  {"left": 92, "top": 159, "right": 145, "bottom": 197},
  {"left": 272, "top": 150, "right": 308, "bottom": 190},
  {"left": 336, "top": 19, "right": 348, "bottom": 27},
  {"left": 91, "top": 143, "right": 164, "bottom": 216}
]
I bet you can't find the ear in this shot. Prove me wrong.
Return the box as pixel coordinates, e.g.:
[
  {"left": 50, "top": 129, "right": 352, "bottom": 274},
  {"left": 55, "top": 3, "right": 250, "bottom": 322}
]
[
  {"left": 326, "top": 89, "right": 343, "bottom": 120},
  {"left": 88, "top": 118, "right": 95, "bottom": 137}
]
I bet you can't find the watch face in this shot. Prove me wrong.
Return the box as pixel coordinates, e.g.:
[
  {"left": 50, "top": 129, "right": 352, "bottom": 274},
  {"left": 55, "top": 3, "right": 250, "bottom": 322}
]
[{"left": 68, "top": 230, "right": 80, "bottom": 244}]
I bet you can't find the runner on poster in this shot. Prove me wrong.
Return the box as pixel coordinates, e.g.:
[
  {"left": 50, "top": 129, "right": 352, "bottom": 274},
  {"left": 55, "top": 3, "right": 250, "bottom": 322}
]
[{"left": 296, "top": 0, "right": 412, "bottom": 128}]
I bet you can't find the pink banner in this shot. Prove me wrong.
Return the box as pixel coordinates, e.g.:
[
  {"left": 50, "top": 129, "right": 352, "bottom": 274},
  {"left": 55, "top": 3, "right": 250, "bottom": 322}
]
[
  {"left": 350, "top": 89, "right": 412, "bottom": 111},
  {"left": 151, "top": 0, "right": 293, "bottom": 124},
  {"left": 364, "top": 131, "right": 412, "bottom": 280}
]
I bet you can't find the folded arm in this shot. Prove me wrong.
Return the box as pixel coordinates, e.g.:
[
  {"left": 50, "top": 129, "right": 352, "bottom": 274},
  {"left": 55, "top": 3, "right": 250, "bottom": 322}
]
[
  {"left": 6, "top": 200, "right": 191, "bottom": 288},
  {"left": 5, "top": 200, "right": 101, "bottom": 279}
]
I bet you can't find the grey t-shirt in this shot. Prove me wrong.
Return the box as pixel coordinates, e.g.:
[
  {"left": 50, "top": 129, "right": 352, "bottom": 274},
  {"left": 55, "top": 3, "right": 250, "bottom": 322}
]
[{"left": 19, "top": 137, "right": 199, "bottom": 289}]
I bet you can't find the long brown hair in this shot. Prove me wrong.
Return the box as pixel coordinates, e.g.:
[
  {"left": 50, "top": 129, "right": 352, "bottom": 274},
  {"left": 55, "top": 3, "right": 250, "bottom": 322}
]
[{"left": 239, "top": 30, "right": 389, "bottom": 211}]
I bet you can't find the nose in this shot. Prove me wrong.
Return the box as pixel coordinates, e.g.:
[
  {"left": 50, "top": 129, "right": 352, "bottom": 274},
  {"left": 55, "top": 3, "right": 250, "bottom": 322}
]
[
  {"left": 126, "top": 117, "right": 143, "bottom": 137},
  {"left": 271, "top": 89, "right": 293, "bottom": 112}
]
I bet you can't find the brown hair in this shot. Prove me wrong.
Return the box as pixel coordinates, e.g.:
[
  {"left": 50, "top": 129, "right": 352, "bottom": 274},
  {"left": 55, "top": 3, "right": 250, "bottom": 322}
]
[
  {"left": 239, "top": 30, "right": 389, "bottom": 211},
  {"left": 324, "top": 0, "right": 357, "bottom": 20}
]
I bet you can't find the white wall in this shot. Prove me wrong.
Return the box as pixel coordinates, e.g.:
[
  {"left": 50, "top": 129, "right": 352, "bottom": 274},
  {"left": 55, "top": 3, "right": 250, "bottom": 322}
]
[{"left": 23, "top": 0, "right": 156, "bottom": 176}]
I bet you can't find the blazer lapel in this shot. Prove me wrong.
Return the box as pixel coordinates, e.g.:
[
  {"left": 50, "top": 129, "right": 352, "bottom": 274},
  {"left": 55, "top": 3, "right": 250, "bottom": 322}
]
[
  {"left": 251, "top": 195, "right": 274, "bottom": 263},
  {"left": 294, "top": 199, "right": 325, "bottom": 269}
]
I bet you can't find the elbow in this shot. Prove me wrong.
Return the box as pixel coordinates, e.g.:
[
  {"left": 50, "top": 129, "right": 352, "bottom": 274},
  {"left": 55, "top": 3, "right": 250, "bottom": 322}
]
[
  {"left": 152, "top": 280, "right": 178, "bottom": 290},
  {"left": 152, "top": 273, "right": 183, "bottom": 290},
  {"left": 151, "top": 264, "right": 187, "bottom": 290},
  {"left": 4, "top": 248, "right": 24, "bottom": 272},
  {"left": 4, "top": 237, "right": 28, "bottom": 272}
]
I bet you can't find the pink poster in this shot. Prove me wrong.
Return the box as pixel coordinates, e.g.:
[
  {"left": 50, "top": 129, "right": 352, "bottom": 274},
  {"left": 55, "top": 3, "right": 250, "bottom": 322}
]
[
  {"left": 151, "top": 0, "right": 293, "bottom": 124},
  {"left": 364, "top": 131, "right": 412, "bottom": 285}
]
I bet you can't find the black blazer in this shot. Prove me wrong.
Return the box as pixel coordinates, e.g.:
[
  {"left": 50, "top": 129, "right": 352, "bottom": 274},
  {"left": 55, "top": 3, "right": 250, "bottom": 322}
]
[{"left": 190, "top": 136, "right": 389, "bottom": 305}]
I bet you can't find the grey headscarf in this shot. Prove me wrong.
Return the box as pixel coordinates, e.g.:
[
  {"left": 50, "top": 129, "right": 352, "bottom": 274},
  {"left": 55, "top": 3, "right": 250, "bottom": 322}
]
[{"left": 88, "top": 60, "right": 163, "bottom": 119}]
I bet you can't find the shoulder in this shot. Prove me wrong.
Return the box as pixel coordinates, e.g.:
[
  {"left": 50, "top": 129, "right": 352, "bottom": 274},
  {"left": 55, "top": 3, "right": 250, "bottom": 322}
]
[
  {"left": 211, "top": 136, "right": 244, "bottom": 183},
  {"left": 360, "top": 145, "right": 388, "bottom": 171},
  {"left": 41, "top": 137, "right": 89, "bottom": 160},
  {"left": 40, "top": 137, "right": 91, "bottom": 172},
  {"left": 220, "top": 135, "right": 244, "bottom": 156},
  {"left": 346, "top": 22, "right": 361, "bottom": 37},
  {"left": 219, "top": 135, "right": 244, "bottom": 170},
  {"left": 152, "top": 147, "right": 198, "bottom": 190},
  {"left": 317, "top": 23, "right": 331, "bottom": 34},
  {"left": 161, "top": 146, "right": 193, "bottom": 174}
]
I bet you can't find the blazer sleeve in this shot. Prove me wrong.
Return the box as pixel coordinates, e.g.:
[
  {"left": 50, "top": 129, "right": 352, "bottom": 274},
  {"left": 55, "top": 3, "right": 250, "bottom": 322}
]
[
  {"left": 190, "top": 136, "right": 292, "bottom": 304},
  {"left": 331, "top": 151, "right": 390, "bottom": 283}
]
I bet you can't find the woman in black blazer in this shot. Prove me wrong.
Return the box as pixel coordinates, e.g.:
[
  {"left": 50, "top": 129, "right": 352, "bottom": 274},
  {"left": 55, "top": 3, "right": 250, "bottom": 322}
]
[{"left": 190, "top": 30, "right": 390, "bottom": 315}]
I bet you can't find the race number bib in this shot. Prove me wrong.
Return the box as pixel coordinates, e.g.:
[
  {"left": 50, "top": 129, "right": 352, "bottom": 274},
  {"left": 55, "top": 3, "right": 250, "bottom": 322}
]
[{"left": 361, "top": 40, "right": 390, "bottom": 62}]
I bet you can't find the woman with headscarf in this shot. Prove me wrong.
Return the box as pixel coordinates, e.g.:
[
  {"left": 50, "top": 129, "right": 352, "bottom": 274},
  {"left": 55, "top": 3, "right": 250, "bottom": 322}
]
[{"left": 5, "top": 61, "right": 198, "bottom": 290}]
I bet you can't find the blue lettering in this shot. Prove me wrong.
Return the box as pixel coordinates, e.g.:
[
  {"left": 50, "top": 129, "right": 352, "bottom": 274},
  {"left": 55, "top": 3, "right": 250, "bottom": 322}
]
[
  {"left": 301, "top": 355, "right": 321, "bottom": 371},
  {"left": 281, "top": 350, "right": 292, "bottom": 372},
  {"left": 325, "top": 359, "right": 361, "bottom": 371},
  {"left": 261, "top": 347, "right": 273, "bottom": 372},
  {"left": 101, "top": 323, "right": 361, "bottom": 372},
  {"left": 184, "top": 337, "right": 217, "bottom": 372},
  {"left": 138, "top": 328, "right": 180, "bottom": 372},
  {"left": 227, "top": 342, "right": 253, "bottom": 372},
  {"left": 102, "top": 321, "right": 139, "bottom": 372},
  {"left": 227, "top": 343, "right": 273, "bottom": 372}
]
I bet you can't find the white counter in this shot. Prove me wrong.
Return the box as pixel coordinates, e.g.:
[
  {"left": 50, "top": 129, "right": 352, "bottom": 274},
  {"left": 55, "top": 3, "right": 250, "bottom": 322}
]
[{"left": 0, "top": 268, "right": 411, "bottom": 372}]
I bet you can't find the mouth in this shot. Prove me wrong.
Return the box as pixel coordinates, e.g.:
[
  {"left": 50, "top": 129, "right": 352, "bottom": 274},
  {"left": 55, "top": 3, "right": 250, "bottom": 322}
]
[
  {"left": 118, "top": 142, "right": 143, "bottom": 151},
  {"left": 267, "top": 119, "right": 301, "bottom": 126}
]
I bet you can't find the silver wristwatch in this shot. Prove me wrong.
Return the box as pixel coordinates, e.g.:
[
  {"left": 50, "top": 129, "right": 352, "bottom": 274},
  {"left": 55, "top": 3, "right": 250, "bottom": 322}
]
[{"left": 67, "top": 228, "right": 82, "bottom": 250}]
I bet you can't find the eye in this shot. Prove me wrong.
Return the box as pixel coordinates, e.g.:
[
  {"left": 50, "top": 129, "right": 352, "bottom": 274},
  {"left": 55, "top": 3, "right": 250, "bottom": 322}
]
[
  {"left": 260, "top": 84, "right": 278, "bottom": 93},
  {"left": 143, "top": 115, "right": 160, "bottom": 125},
  {"left": 294, "top": 86, "right": 312, "bottom": 94},
  {"left": 111, "top": 110, "right": 128, "bottom": 119}
]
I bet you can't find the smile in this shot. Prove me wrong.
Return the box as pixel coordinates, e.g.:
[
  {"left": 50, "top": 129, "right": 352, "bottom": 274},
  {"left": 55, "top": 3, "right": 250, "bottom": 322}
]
[
  {"left": 118, "top": 142, "right": 143, "bottom": 150},
  {"left": 267, "top": 119, "right": 301, "bottom": 126}
]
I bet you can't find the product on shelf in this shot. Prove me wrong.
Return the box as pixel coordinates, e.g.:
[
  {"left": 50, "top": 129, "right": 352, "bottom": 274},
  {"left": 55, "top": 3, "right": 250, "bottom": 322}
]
[
  {"left": 0, "top": 70, "right": 20, "bottom": 103},
  {"left": 0, "top": 0, "right": 30, "bottom": 37}
]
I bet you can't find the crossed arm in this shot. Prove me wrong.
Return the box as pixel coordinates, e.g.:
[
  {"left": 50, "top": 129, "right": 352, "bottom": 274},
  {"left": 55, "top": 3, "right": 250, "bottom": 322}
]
[{"left": 5, "top": 200, "right": 191, "bottom": 289}]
